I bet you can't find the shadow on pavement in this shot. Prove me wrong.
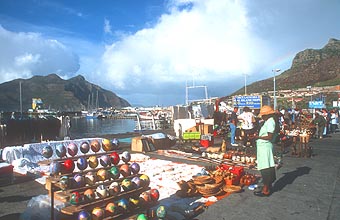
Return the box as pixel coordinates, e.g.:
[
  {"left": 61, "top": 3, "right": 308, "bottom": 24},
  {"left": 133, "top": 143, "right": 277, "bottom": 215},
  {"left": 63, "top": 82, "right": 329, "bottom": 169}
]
[
  {"left": 0, "top": 213, "right": 21, "bottom": 220},
  {"left": 0, "top": 195, "right": 33, "bottom": 203},
  {"left": 273, "top": 166, "right": 311, "bottom": 192}
]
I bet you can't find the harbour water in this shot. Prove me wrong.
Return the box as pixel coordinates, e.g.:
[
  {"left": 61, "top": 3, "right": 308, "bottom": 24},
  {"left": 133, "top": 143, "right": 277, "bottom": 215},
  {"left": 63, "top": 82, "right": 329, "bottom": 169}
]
[{"left": 69, "top": 117, "right": 136, "bottom": 140}]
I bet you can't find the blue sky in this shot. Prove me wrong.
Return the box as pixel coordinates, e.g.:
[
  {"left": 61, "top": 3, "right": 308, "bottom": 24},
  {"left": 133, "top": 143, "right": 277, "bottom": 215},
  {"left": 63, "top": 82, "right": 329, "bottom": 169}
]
[{"left": 0, "top": 0, "right": 339, "bottom": 107}]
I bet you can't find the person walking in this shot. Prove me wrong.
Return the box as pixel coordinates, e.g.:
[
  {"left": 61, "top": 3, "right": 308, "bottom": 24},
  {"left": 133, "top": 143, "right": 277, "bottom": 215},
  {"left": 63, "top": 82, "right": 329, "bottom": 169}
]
[
  {"left": 253, "top": 105, "right": 277, "bottom": 197},
  {"left": 237, "top": 107, "right": 256, "bottom": 147},
  {"left": 229, "top": 107, "right": 239, "bottom": 147},
  {"left": 313, "top": 112, "right": 326, "bottom": 139}
]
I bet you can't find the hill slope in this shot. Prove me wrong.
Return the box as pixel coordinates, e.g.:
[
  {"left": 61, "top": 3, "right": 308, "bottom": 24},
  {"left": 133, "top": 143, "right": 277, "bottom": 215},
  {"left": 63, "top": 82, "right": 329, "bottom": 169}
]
[
  {"left": 0, "top": 74, "right": 130, "bottom": 112},
  {"left": 233, "top": 38, "right": 340, "bottom": 95}
]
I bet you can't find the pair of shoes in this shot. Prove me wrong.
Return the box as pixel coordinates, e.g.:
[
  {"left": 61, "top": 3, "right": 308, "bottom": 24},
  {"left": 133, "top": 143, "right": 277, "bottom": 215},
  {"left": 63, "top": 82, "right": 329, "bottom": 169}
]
[
  {"left": 253, "top": 191, "right": 270, "bottom": 197},
  {"left": 231, "top": 143, "right": 238, "bottom": 147}
]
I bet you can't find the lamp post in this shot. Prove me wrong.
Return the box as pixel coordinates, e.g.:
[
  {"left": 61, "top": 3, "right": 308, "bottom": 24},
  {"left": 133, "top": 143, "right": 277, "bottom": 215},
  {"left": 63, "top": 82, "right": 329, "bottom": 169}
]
[
  {"left": 272, "top": 69, "right": 281, "bottom": 110},
  {"left": 244, "top": 74, "right": 247, "bottom": 95}
]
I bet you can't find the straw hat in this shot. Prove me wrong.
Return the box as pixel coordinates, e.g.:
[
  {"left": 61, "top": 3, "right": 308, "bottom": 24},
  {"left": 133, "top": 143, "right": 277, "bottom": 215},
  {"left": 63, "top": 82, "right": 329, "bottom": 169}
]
[{"left": 259, "top": 105, "right": 275, "bottom": 116}]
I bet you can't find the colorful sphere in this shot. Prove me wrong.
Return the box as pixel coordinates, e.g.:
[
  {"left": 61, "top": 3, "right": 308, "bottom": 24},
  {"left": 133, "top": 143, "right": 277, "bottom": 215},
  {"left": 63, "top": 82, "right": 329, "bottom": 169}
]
[
  {"left": 119, "top": 164, "right": 131, "bottom": 177},
  {"left": 90, "top": 140, "right": 101, "bottom": 153},
  {"left": 140, "top": 191, "right": 151, "bottom": 204},
  {"left": 92, "top": 207, "right": 104, "bottom": 220},
  {"left": 59, "top": 176, "right": 69, "bottom": 190},
  {"left": 77, "top": 157, "right": 88, "bottom": 171},
  {"left": 73, "top": 174, "right": 85, "bottom": 188},
  {"left": 42, "top": 145, "right": 53, "bottom": 158},
  {"left": 131, "top": 176, "right": 141, "bottom": 188},
  {"left": 67, "top": 142, "right": 78, "bottom": 157},
  {"left": 129, "top": 197, "right": 140, "bottom": 208},
  {"left": 105, "top": 202, "right": 116, "bottom": 215},
  {"left": 109, "top": 152, "right": 120, "bottom": 165},
  {"left": 55, "top": 144, "right": 66, "bottom": 158},
  {"left": 109, "top": 166, "right": 120, "bottom": 179},
  {"left": 63, "top": 159, "right": 75, "bottom": 173},
  {"left": 70, "top": 191, "right": 81, "bottom": 205},
  {"left": 88, "top": 156, "right": 98, "bottom": 169},
  {"left": 117, "top": 198, "right": 129, "bottom": 212},
  {"left": 49, "top": 161, "right": 61, "bottom": 176},
  {"left": 96, "top": 169, "right": 108, "bottom": 181},
  {"left": 108, "top": 182, "right": 121, "bottom": 196},
  {"left": 139, "top": 174, "right": 150, "bottom": 187},
  {"left": 99, "top": 155, "right": 111, "bottom": 167},
  {"left": 80, "top": 142, "right": 90, "bottom": 154},
  {"left": 121, "top": 178, "right": 133, "bottom": 191},
  {"left": 150, "top": 189, "right": 160, "bottom": 201},
  {"left": 85, "top": 171, "right": 97, "bottom": 185},
  {"left": 102, "top": 138, "right": 112, "bottom": 151},
  {"left": 121, "top": 151, "right": 131, "bottom": 163},
  {"left": 130, "top": 162, "right": 140, "bottom": 174},
  {"left": 156, "top": 205, "right": 167, "bottom": 219},
  {"left": 111, "top": 138, "right": 119, "bottom": 149},
  {"left": 83, "top": 188, "right": 95, "bottom": 201},
  {"left": 96, "top": 184, "right": 108, "bottom": 198},
  {"left": 136, "top": 214, "right": 148, "bottom": 220},
  {"left": 78, "top": 210, "right": 91, "bottom": 220}
]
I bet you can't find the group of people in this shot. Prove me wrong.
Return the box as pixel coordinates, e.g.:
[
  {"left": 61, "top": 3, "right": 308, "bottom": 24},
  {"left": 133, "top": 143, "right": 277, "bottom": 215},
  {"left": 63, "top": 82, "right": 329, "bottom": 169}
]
[{"left": 312, "top": 108, "right": 339, "bottom": 139}]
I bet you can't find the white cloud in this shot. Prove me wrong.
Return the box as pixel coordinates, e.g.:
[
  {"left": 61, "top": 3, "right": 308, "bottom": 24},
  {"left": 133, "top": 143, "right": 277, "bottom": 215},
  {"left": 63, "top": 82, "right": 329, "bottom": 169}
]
[
  {"left": 98, "top": 0, "right": 271, "bottom": 93},
  {"left": 104, "top": 19, "right": 112, "bottom": 34},
  {"left": 0, "top": 25, "right": 79, "bottom": 82}
]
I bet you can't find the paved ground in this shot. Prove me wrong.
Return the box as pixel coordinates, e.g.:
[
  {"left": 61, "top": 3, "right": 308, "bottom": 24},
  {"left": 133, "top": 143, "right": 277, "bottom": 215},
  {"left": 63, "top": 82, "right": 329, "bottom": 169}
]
[{"left": 0, "top": 131, "right": 339, "bottom": 220}]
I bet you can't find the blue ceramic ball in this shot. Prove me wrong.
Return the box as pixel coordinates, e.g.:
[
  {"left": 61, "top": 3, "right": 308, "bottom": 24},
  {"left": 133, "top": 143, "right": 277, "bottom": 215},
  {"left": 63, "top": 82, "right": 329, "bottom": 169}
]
[
  {"left": 49, "top": 161, "right": 61, "bottom": 176},
  {"left": 78, "top": 210, "right": 91, "bottom": 220},
  {"left": 42, "top": 145, "right": 53, "bottom": 158},
  {"left": 99, "top": 155, "right": 111, "bottom": 167},
  {"left": 55, "top": 144, "right": 66, "bottom": 158},
  {"left": 77, "top": 157, "right": 88, "bottom": 171},
  {"left": 130, "top": 162, "right": 140, "bottom": 174}
]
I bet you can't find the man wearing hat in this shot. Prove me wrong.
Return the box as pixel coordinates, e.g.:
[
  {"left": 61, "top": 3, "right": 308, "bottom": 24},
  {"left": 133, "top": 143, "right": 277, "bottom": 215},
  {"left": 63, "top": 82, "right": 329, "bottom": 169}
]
[{"left": 253, "top": 105, "right": 277, "bottom": 197}]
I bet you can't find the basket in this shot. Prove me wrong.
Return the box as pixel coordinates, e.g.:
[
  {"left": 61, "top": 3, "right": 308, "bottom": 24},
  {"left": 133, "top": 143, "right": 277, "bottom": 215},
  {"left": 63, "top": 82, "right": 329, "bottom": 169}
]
[
  {"left": 223, "top": 185, "right": 242, "bottom": 193},
  {"left": 196, "top": 184, "right": 220, "bottom": 195},
  {"left": 192, "top": 175, "right": 214, "bottom": 185}
]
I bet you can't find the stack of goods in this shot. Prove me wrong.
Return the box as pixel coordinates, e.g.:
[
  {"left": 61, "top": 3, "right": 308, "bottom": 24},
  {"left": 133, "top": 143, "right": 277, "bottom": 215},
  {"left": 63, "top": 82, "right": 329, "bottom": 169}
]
[
  {"left": 46, "top": 139, "right": 161, "bottom": 220},
  {"left": 222, "top": 150, "right": 256, "bottom": 168}
]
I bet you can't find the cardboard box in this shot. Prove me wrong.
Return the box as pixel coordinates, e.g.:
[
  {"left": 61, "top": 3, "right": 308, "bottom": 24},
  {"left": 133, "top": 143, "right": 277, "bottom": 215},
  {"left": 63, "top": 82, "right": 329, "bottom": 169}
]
[
  {"left": 183, "top": 132, "right": 201, "bottom": 140},
  {"left": 131, "top": 137, "right": 146, "bottom": 152}
]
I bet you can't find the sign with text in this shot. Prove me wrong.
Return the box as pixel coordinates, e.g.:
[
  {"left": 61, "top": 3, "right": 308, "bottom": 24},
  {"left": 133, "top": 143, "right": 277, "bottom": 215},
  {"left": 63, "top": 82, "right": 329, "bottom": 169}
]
[
  {"left": 309, "top": 101, "right": 324, "bottom": 109},
  {"left": 233, "top": 95, "right": 262, "bottom": 109}
]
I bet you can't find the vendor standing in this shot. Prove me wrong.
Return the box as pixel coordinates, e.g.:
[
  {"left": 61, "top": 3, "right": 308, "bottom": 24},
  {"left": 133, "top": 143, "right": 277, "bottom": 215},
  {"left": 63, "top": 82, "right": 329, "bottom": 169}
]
[
  {"left": 254, "top": 105, "right": 277, "bottom": 197},
  {"left": 237, "top": 107, "right": 256, "bottom": 147},
  {"left": 229, "top": 107, "right": 239, "bottom": 147}
]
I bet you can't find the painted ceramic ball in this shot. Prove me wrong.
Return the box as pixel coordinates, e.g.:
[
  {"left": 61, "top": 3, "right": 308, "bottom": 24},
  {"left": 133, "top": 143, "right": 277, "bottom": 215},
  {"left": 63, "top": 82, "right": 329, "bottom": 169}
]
[
  {"left": 119, "top": 164, "right": 131, "bottom": 177},
  {"left": 108, "top": 182, "right": 121, "bottom": 196},
  {"left": 140, "top": 191, "right": 151, "bottom": 204},
  {"left": 73, "top": 174, "right": 85, "bottom": 188},
  {"left": 49, "top": 161, "right": 61, "bottom": 176},
  {"left": 150, "top": 189, "right": 160, "bottom": 201},
  {"left": 156, "top": 205, "right": 167, "bottom": 219},
  {"left": 96, "top": 169, "right": 108, "bottom": 181},
  {"left": 42, "top": 145, "right": 53, "bottom": 158},
  {"left": 80, "top": 142, "right": 90, "bottom": 154},
  {"left": 85, "top": 171, "right": 97, "bottom": 185},
  {"left": 131, "top": 176, "right": 141, "bottom": 188},
  {"left": 92, "top": 207, "right": 104, "bottom": 220},
  {"left": 90, "top": 140, "right": 101, "bottom": 153},
  {"left": 83, "top": 188, "right": 95, "bottom": 201},
  {"left": 109, "top": 166, "right": 120, "bottom": 179},
  {"left": 102, "top": 138, "right": 112, "bottom": 152},
  {"left": 130, "top": 162, "right": 140, "bottom": 174},
  {"left": 129, "top": 197, "right": 140, "bottom": 208},
  {"left": 70, "top": 191, "right": 81, "bottom": 205},
  {"left": 63, "top": 159, "right": 75, "bottom": 173},
  {"left": 136, "top": 214, "right": 148, "bottom": 220},
  {"left": 117, "top": 198, "right": 129, "bottom": 212},
  {"left": 78, "top": 210, "right": 91, "bottom": 220},
  {"left": 109, "top": 152, "right": 120, "bottom": 165},
  {"left": 139, "top": 174, "right": 150, "bottom": 187},
  {"left": 121, "top": 178, "right": 133, "bottom": 191},
  {"left": 99, "top": 155, "right": 111, "bottom": 167},
  {"left": 88, "top": 156, "right": 98, "bottom": 169},
  {"left": 105, "top": 202, "right": 116, "bottom": 215},
  {"left": 59, "top": 176, "right": 69, "bottom": 190},
  {"left": 121, "top": 151, "right": 131, "bottom": 163},
  {"left": 96, "top": 184, "right": 108, "bottom": 198},
  {"left": 67, "top": 142, "right": 78, "bottom": 157},
  {"left": 77, "top": 157, "right": 88, "bottom": 171},
  {"left": 111, "top": 138, "right": 119, "bottom": 149},
  {"left": 55, "top": 144, "right": 66, "bottom": 158}
]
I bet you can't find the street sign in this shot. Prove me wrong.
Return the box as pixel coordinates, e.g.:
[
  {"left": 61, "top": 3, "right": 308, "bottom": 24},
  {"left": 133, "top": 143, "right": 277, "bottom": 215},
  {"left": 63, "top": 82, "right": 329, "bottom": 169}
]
[
  {"left": 309, "top": 101, "right": 324, "bottom": 109},
  {"left": 233, "top": 95, "right": 263, "bottom": 109}
]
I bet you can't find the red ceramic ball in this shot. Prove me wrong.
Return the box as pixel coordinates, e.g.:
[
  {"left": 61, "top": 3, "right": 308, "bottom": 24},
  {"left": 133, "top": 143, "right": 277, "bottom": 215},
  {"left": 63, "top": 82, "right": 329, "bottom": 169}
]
[
  {"left": 63, "top": 159, "right": 75, "bottom": 173},
  {"left": 90, "top": 140, "right": 101, "bottom": 153},
  {"left": 109, "top": 152, "right": 120, "bottom": 165},
  {"left": 105, "top": 202, "right": 116, "bottom": 215},
  {"left": 150, "top": 188, "right": 160, "bottom": 201}
]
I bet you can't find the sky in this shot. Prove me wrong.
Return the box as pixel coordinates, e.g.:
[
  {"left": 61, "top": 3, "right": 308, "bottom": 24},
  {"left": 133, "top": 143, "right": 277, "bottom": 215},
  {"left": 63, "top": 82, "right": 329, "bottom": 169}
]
[{"left": 0, "top": 0, "right": 339, "bottom": 107}]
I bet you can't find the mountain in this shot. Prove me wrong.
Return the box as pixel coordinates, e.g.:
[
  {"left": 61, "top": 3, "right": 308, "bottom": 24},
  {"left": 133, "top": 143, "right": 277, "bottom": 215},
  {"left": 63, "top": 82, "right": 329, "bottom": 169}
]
[
  {"left": 0, "top": 74, "right": 131, "bottom": 112},
  {"left": 233, "top": 38, "right": 340, "bottom": 95}
]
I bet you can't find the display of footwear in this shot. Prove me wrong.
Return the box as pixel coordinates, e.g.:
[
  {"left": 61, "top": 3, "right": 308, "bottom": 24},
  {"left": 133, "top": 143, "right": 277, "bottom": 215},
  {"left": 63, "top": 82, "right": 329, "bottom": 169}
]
[{"left": 253, "top": 191, "right": 270, "bottom": 197}]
